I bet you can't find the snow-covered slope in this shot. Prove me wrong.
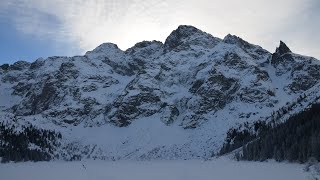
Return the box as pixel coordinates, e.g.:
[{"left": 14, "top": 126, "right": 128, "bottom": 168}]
[{"left": 1, "top": 25, "right": 320, "bottom": 160}]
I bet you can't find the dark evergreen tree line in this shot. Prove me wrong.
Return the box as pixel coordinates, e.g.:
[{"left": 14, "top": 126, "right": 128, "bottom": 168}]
[
  {"left": 0, "top": 121, "right": 62, "bottom": 163},
  {"left": 219, "top": 121, "right": 271, "bottom": 155},
  {"left": 269, "top": 93, "right": 307, "bottom": 125},
  {"left": 239, "top": 103, "right": 320, "bottom": 162},
  {"left": 219, "top": 94, "right": 310, "bottom": 156}
]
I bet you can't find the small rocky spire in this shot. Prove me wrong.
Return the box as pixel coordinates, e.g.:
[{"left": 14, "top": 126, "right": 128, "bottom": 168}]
[
  {"left": 271, "top": 41, "right": 293, "bottom": 66},
  {"left": 275, "top": 41, "right": 291, "bottom": 55}
]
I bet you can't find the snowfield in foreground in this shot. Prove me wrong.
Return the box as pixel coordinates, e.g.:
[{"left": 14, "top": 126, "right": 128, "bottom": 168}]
[{"left": 0, "top": 157, "right": 313, "bottom": 180}]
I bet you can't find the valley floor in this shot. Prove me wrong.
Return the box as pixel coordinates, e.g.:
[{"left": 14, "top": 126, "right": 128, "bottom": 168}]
[{"left": 0, "top": 157, "right": 314, "bottom": 180}]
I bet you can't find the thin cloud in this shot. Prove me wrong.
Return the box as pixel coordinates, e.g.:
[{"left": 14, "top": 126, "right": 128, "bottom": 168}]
[{"left": 0, "top": 0, "right": 319, "bottom": 58}]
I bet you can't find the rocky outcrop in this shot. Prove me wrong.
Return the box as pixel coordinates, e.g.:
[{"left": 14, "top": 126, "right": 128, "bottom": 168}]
[{"left": 271, "top": 41, "right": 295, "bottom": 75}]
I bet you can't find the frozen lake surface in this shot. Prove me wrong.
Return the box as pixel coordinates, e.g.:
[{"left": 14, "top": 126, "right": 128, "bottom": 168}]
[{"left": 0, "top": 157, "right": 311, "bottom": 180}]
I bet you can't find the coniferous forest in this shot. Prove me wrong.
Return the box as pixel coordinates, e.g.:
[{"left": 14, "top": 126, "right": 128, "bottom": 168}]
[
  {"left": 237, "top": 104, "right": 320, "bottom": 163},
  {"left": 219, "top": 121, "right": 271, "bottom": 156},
  {"left": 0, "top": 121, "right": 62, "bottom": 163}
]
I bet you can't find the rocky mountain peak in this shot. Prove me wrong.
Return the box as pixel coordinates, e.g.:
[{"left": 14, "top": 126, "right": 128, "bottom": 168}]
[
  {"left": 8, "top": 61, "right": 30, "bottom": 71},
  {"left": 275, "top": 41, "right": 292, "bottom": 55},
  {"left": 169, "top": 25, "right": 201, "bottom": 38},
  {"left": 125, "top": 40, "right": 163, "bottom": 56},
  {"left": 223, "top": 34, "right": 257, "bottom": 50},
  {"left": 223, "top": 34, "right": 241, "bottom": 44},
  {"left": 163, "top": 25, "right": 221, "bottom": 53},
  {"left": 84, "top": 42, "right": 127, "bottom": 61},
  {"left": 131, "top": 40, "right": 163, "bottom": 49},
  {"left": 271, "top": 41, "right": 294, "bottom": 67},
  {"left": 164, "top": 25, "right": 206, "bottom": 51},
  {"left": 85, "top": 42, "right": 121, "bottom": 55}
]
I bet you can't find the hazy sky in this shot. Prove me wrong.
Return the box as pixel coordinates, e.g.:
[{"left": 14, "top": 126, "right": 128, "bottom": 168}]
[{"left": 0, "top": 0, "right": 319, "bottom": 64}]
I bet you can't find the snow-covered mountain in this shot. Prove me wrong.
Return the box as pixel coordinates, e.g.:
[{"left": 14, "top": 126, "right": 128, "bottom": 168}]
[{"left": 1, "top": 25, "right": 320, "bottom": 161}]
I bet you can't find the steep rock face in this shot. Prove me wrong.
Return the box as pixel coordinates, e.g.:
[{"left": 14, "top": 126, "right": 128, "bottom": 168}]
[
  {"left": 270, "top": 41, "right": 320, "bottom": 94},
  {"left": 164, "top": 25, "right": 221, "bottom": 53},
  {"left": 271, "top": 41, "right": 295, "bottom": 75},
  {"left": 223, "top": 34, "right": 270, "bottom": 64},
  {"left": 1, "top": 25, "right": 320, "bottom": 160}
]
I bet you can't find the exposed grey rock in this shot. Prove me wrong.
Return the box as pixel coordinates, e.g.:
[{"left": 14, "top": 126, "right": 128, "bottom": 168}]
[
  {"left": 30, "top": 58, "right": 45, "bottom": 70},
  {"left": 14, "top": 81, "right": 61, "bottom": 115},
  {"left": 0, "top": 64, "right": 9, "bottom": 71},
  {"left": 9, "top": 61, "right": 30, "bottom": 71},
  {"left": 164, "top": 25, "right": 220, "bottom": 53},
  {"left": 82, "top": 83, "right": 98, "bottom": 92},
  {"left": 102, "top": 57, "right": 135, "bottom": 76},
  {"left": 108, "top": 92, "right": 162, "bottom": 127},
  {"left": 160, "top": 104, "right": 179, "bottom": 125},
  {"left": 276, "top": 41, "right": 292, "bottom": 55},
  {"left": 12, "top": 82, "right": 32, "bottom": 96},
  {"left": 271, "top": 41, "right": 294, "bottom": 68}
]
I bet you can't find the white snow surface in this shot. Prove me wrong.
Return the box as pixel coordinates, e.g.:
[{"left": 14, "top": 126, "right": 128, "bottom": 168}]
[{"left": 0, "top": 157, "right": 311, "bottom": 180}]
